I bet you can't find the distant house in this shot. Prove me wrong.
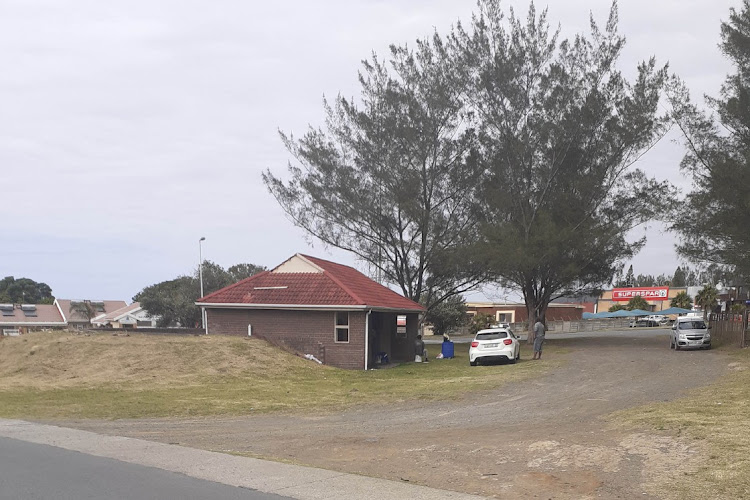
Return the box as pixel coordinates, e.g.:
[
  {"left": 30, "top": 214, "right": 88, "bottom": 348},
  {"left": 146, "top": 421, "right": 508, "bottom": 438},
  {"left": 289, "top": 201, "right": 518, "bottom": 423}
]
[
  {"left": 466, "top": 302, "right": 584, "bottom": 323},
  {"left": 196, "top": 254, "right": 425, "bottom": 370},
  {"left": 91, "top": 302, "right": 158, "bottom": 328},
  {"left": 55, "top": 299, "right": 128, "bottom": 329},
  {"left": 0, "top": 303, "right": 67, "bottom": 335}
]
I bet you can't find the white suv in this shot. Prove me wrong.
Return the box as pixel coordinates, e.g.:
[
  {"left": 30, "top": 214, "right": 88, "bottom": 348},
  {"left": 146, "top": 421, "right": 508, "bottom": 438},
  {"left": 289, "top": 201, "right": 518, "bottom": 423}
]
[{"left": 469, "top": 328, "right": 520, "bottom": 366}]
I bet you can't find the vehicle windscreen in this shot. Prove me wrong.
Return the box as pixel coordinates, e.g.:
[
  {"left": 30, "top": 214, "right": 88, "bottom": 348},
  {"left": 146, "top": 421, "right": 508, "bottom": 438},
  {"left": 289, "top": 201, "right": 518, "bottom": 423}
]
[
  {"left": 678, "top": 320, "right": 707, "bottom": 330},
  {"left": 476, "top": 331, "right": 508, "bottom": 340}
]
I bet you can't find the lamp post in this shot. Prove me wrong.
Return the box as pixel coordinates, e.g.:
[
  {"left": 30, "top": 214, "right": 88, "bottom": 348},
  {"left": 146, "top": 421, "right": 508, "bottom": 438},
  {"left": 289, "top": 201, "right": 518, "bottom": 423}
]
[{"left": 199, "top": 237, "right": 206, "bottom": 333}]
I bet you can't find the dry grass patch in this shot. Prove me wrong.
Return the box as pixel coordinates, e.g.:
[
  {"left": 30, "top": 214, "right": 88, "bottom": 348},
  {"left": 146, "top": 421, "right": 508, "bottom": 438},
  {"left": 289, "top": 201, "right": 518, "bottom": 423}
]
[
  {"left": 609, "top": 347, "right": 750, "bottom": 500},
  {"left": 0, "top": 331, "right": 563, "bottom": 420}
]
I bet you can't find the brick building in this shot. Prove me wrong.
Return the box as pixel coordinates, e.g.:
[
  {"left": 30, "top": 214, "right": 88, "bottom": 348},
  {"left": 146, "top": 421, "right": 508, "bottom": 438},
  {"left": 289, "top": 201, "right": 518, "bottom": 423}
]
[
  {"left": 197, "top": 254, "right": 425, "bottom": 370},
  {"left": 466, "top": 302, "right": 584, "bottom": 323},
  {"left": 595, "top": 287, "right": 689, "bottom": 313}
]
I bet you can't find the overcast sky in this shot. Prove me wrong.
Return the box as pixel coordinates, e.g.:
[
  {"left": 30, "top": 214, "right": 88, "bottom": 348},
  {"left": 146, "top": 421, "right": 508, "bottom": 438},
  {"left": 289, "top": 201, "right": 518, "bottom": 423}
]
[{"left": 0, "top": 0, "right": 739, "bottom": 301}]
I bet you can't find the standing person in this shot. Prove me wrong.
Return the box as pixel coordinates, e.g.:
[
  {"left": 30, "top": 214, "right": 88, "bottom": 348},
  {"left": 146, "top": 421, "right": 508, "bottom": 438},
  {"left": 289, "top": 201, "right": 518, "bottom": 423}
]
[
  {"left": 532, "top": 318, "right": 546, "bottom": 360},
  {"left": 414, "top": 334, "right": 428, "bottom": 363}
]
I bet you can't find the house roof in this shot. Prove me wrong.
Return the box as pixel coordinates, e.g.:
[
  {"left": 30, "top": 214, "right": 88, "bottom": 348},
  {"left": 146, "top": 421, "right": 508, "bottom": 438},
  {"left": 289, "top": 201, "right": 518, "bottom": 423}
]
[
  {"left": 56, "top": 299, "right": 129, "bottom": 323},
  {"left": 91, "top": 302, "right": 143, "bottom": 325},
  {"left": 0, "top": 304, "right": 66, "bottom": 326},
  {"left": 197, "top": 254, "right": 425, "bottom": 312}
]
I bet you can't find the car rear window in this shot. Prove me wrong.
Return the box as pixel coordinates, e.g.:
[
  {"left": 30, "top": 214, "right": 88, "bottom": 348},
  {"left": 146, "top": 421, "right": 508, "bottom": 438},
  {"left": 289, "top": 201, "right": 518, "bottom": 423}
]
[
  {"left": 678, "top": 321, "right": 707, "bottom": 330},
  {"left": 476, "top": 331, "right": 508, "bottom": 340}
]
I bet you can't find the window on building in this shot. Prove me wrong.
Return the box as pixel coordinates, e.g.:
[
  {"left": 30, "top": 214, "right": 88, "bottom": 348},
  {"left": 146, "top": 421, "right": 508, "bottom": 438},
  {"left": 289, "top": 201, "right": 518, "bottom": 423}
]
[
  {"left": 396, "top": 314, "right": 407, "bottom": 338},
  {"left": 335, "top": 312, "right": 349, "bottom": 342}
]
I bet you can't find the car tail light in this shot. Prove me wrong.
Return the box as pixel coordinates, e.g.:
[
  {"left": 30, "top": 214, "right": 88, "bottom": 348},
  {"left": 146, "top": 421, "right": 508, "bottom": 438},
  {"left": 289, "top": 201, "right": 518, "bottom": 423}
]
[
  {"left": 470, "top": 341, "right": 479, "bottom": 348},
  {"left": 503, "top": 339, "right": 513, "bottom": 345}
]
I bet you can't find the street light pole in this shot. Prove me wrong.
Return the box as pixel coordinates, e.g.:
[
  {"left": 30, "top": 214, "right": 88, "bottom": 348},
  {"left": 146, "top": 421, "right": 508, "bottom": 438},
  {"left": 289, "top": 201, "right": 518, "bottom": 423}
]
[{"left": 199, "top": 237, "right": 206, "bottom": 334}]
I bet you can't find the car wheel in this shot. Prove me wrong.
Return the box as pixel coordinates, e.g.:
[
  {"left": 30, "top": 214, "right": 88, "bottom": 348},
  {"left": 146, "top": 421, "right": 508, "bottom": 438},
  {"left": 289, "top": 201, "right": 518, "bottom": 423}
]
[
  {"left": 704, "top": 345, "right": 711, "bottom": 350},
  {"left": 670, "top": 337, "right": 674, "bottom": 349},
  {"left": 675, "top": 342, "right": 680, "bottom": 351},
  {"left": 470, "top": 359, "right": 477, "bottom": 366},
  {"left": 509, "top": 354, "right": 517, "bottom": 364}
]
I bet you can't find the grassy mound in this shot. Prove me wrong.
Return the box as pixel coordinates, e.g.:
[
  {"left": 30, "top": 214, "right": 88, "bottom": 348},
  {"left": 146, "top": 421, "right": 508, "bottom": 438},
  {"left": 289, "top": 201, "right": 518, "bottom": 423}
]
[{"left": 0, "top": 331, "right": 554, "bottom": 420}]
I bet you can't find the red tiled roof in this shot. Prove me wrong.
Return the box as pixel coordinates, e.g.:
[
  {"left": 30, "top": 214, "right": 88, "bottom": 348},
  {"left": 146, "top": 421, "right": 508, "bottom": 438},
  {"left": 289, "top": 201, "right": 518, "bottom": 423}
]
[
  {"left": 198, "top": 254, "right": 424, "bottom": 312},
  {"left": 0, "top": 304, "right": 66, "bottom": 325},
  {"left": 56, "top": 300, "right": 129, "bottom": 323}
]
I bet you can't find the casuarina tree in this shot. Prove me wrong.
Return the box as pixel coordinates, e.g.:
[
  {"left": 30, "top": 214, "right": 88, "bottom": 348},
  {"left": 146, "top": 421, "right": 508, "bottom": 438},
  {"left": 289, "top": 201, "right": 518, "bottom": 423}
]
[
  {"left": 264, "top": 31, "right": 487, "bottom": 312},
  {"left": 453, "top": 1, "right": 674, "bottom": 337},
  {"left": 668, "top": 1, "right": 750, "bottom": 281}
]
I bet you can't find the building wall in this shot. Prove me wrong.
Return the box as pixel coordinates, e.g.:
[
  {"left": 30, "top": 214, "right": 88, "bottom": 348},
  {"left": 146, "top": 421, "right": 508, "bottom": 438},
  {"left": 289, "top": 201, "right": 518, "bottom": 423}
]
[
  {"left": 597, "top": 287, "right": 687, "bottom": 313},
  {"left": 466, "top": 304, "right": 583, "bottom": 322},
  {"left": 206, "top": 308, "right": 367, "bottom": 370}
]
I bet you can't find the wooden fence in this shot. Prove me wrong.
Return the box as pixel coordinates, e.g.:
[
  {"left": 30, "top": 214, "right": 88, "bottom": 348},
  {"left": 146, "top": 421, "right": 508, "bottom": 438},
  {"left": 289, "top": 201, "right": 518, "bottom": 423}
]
[
  {"left": 708, "top": 312, "right": 749, "bottom": 348},
  {"left": 449, "top": 318, "right": 632, "bottom": 336}
]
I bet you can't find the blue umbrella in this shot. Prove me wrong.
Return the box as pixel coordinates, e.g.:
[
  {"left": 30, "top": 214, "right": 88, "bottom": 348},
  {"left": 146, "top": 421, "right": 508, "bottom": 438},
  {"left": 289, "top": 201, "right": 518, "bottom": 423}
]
[
  {"left": 628, "top": 309, "right": 652, "bottom": 316},
  {"left": 607, "top": 309, "right": 633, "bottom": 317},
  {"left": 658, "top": 307, "right": 693, "bottom": 315}
]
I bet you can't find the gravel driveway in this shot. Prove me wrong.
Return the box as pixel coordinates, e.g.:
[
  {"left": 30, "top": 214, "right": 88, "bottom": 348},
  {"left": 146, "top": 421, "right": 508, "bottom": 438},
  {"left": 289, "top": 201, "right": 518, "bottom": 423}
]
[{"left": 55, "top": 329, "right": 728, "bottom": 499}]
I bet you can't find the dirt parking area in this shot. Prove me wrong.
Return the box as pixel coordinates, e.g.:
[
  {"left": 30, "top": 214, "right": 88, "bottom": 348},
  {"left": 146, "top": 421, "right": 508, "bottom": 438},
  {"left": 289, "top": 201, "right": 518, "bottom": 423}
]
[{"left": 57, "top": 330, "right": 728, "bottom": 499}]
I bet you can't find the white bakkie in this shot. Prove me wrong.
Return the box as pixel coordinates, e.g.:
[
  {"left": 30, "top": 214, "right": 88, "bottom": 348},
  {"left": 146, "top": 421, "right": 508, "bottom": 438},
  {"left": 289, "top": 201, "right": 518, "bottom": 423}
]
[{"left": 469, "top": 327, "right": 521, "bottom": 366}]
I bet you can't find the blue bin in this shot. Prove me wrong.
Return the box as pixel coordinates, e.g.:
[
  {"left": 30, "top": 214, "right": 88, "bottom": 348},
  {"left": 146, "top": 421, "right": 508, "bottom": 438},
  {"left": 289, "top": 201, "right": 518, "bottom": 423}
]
[{"left": 441, "top": 341, "right": 455, "bottom": 359}]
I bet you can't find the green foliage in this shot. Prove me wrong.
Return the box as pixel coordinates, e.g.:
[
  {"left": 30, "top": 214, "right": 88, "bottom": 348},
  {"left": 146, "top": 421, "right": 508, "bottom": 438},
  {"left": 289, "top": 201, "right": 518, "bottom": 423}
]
[
  {"left": 467, "top": 313, "right": 494, "bottom": 336},
  {"left": 264, "top": 26, "right": 485, "bottom": 311},
  {"left": 135, "top": 276, "right": 197, "bottom": 327},
  {"left": 635, "top": 273, "right": 670, "bottom": 287},
  {"left": 199, "top": 261, "right": 235, "bottom": 295},
  {"left": 625, "top": 265, "right": 635, "bottom": 287},
  {"left": 265, "top": 0, "right": 674, "bottom": 327},
  {"left": 135, "top": 276, "right": 198, "bottom": 328},
  {"left": 668, "top": 2, "right": 750, "bottom": 280},
  {"left": 134, "top": 260, "right": 266, "bottom": 327},
  {"left": 626, "top": 296, "right": 650, "bottom": 311},
  {"left": 670, "top": 291, "right": 693, "bottom": 309},
  {"left": 695, "top": 285, "right": 720, "bottom": 318},
  {"left": 730, "top": 303, "right": 746, "bottom": 313},
  {"left": 672, "top": 267, "right": 687, "bottom": 287},
  {"left": 69, "top": 301, "right": 99, "bottom": 322},
  {"left": 464, "top": 1, "right": 673, "bottom": 328},
  {"left": 424, "top": 294, "right": 467, "bottom": 337},
  {"left": 0, "top": 276, "right": 53, "bottom": 304},
  {"left": 227, "top": 263, "right": 265, "bottom": 282},
  {"left": 608, "top": 304, "right": 627, "bottom": 312}
]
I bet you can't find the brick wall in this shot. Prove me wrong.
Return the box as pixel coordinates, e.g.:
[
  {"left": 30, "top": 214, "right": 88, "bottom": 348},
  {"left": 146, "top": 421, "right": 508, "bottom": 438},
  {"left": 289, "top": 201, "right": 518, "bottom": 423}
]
[
  {"left": 206, "top": 308, "right": 366, "bottom": 370},
  {"left": 469, "top": 304, "right": 583, "bottom": 322}
]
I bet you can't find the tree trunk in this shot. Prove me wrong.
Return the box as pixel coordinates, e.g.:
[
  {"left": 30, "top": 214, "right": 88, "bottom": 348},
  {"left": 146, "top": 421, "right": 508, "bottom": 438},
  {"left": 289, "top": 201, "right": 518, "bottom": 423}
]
[
  {"left": 526, "top": 305, "right": 537, "bottom": 344},
  {"left": 523, "top": 285, "right": 551, "bottom": 344}
]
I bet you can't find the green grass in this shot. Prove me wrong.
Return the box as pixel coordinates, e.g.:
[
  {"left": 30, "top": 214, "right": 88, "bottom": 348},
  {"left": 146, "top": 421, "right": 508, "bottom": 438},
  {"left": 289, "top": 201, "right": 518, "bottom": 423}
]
[
  {"left": 0, "top": 331, "right": 564, "bottom": 420},
  {"left": 609, "top": 347, "right": 750, "bottom": 500}
]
